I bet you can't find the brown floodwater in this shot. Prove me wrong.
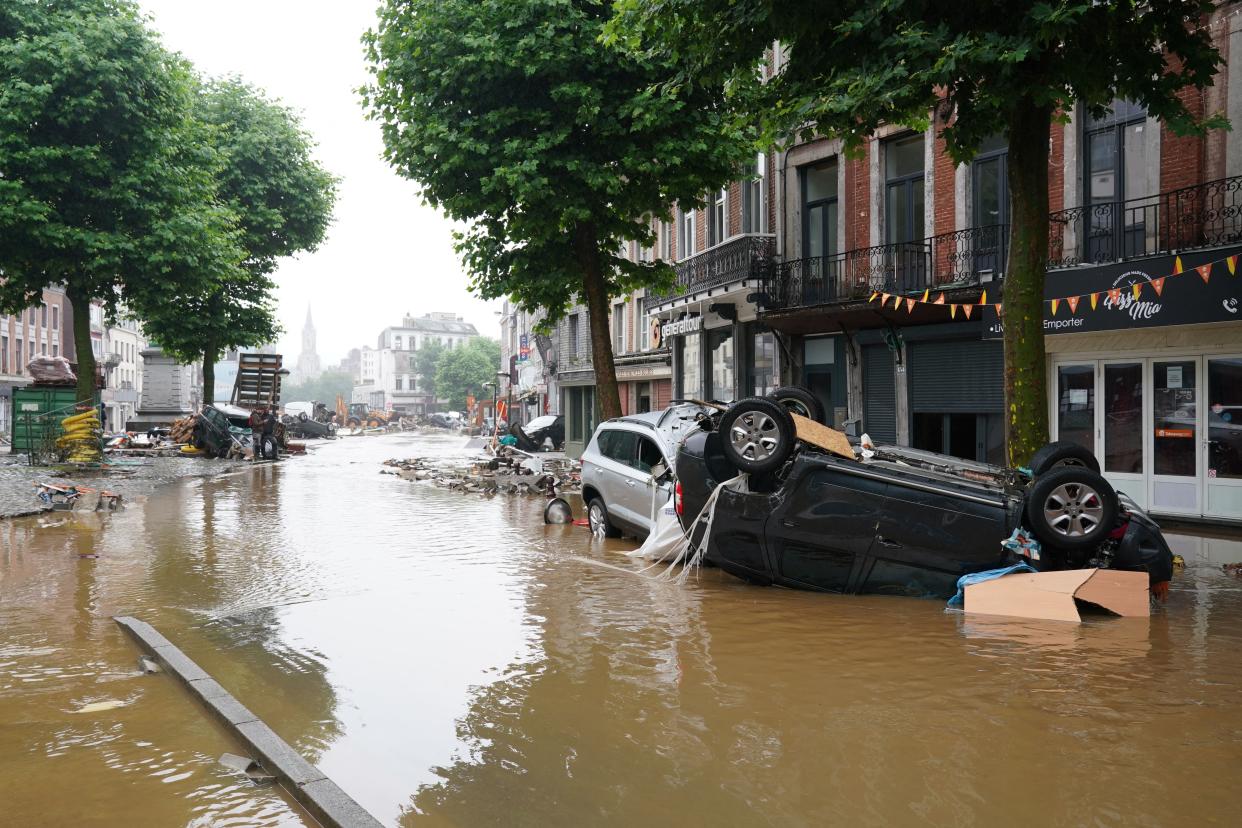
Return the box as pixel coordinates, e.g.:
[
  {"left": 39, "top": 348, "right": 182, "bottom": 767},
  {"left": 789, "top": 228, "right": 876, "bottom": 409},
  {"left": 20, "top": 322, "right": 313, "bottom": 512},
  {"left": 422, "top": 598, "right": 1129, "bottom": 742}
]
[{"left": 2, "top": 432, "right": 1241, "bottom": 827}]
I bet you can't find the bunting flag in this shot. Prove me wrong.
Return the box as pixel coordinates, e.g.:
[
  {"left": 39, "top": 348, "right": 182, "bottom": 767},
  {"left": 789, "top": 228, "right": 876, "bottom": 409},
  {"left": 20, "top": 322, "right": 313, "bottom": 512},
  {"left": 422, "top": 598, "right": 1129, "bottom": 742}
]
[
  {"left": 1229, "top": 255, "right": 1238, "bottom": 275},
  {"left": 1090, "top": 292, "right": 1099, "bottom": 310},
  {"left": 1151, "top": 277, "right": 1166, "bottom": 296},
  {"left": 869, "top": 291, "right": 879, "bottom": 303},
  {"left": 1067, "top": 295, "right": 1080, "bottom": 313},
  {"left": 1174, "top": 256, "right": 1184, "bottom": 274},
  {"left": 1107, "top": 288, "right": 1121, "bottom": 305},
  {"left": 962, "top": 303, "right": 973, "bottom": 320},
  {"left": 950, "top": 304, "right": 958, "bottom": 319},
  {"left": 980, "top": 289, "right": 987, "bottom": 306},
  {"left": 1196, "top": 263, "right": 1212, "bottom": 283},
  {"left": 880, "top": 292, "right": 890, "bottom": 306},
  {"left": 1132, "top": 282, "right": 1142, "bottom": 300},
  {"left": 905, "top": 297, "right": 916, "bottom": 313},
  {"left": 1050, "top": 298, "right": 1060, "bottom": 315},
  {"left": 933, "top": 293, "right": 945, "bottom": 305},
  {"left": 921, "top": 288, "right": 929, "bottom": 302},
  {"left": 994, "top": 303, "right": 1003, "bottom": 317},
  {"left": 892, "top": 293, "right": 902, "bottom": 309}
]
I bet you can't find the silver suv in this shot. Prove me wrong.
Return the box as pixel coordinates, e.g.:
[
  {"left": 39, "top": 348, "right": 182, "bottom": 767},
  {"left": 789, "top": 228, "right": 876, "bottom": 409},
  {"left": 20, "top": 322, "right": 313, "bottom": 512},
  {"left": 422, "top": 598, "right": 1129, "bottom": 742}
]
[{"left": 579, "top": 404, "right": 710, "bottom": 539}]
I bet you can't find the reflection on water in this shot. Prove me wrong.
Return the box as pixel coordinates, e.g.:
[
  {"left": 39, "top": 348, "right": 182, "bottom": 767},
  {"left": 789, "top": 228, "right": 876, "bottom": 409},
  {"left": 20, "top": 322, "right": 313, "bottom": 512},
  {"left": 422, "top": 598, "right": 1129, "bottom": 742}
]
[{"left": 3, "top": 433, "right": 1242, "bottom": 826}]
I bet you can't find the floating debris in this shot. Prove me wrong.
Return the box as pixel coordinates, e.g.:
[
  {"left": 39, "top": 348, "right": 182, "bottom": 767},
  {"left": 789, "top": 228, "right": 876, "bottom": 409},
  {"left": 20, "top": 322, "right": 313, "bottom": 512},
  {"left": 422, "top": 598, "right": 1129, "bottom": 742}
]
[
  {"left": 218, "top": 753, "right": 276, "bottom": 785},
  {"left": 382, "top": 448, "right": 581, "bottom": 498}
]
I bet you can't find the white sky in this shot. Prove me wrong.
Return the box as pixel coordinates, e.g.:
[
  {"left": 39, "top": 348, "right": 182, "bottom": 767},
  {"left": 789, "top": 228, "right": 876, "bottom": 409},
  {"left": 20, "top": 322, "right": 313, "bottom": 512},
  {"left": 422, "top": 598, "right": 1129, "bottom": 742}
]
[{"left": 137, "top": 0, "right": 502, "bottom": 366}]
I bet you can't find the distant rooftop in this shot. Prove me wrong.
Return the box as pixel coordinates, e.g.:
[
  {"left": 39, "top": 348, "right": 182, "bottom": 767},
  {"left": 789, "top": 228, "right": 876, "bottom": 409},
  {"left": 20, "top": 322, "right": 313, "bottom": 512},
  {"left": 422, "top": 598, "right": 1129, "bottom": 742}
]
[{"left": 382, "top": 312, "right": 478, "bottom": 336}]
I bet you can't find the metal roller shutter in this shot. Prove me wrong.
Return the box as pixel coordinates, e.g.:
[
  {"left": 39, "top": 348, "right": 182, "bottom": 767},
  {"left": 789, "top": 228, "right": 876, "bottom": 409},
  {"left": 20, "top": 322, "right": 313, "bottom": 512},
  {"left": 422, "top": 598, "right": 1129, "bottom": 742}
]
[
  {"left": 862, "top": 344, "right": 896, "bottom": 444},
  {"left": 909, "top": 340, "right": 1004, "bottom": 413}
]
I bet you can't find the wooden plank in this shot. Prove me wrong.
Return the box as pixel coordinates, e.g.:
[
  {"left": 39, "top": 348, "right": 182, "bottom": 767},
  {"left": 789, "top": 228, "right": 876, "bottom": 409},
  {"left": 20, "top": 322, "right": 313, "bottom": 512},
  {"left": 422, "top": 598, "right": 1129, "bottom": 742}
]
[{"left": 790, "top": 413, "right": 855, "bottom": 460}]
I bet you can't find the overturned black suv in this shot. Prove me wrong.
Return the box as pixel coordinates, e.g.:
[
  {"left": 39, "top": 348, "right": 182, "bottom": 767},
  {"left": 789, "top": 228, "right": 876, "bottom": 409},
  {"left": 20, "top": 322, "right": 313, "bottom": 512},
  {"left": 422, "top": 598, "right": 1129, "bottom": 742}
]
[{"left": 675, "top": 393, "right": 1174, "bottom": 600}]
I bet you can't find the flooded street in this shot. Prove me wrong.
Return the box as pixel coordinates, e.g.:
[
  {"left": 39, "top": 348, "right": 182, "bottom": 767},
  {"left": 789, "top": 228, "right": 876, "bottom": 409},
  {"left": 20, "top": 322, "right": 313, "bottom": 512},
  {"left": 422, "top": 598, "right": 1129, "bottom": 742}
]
[{"left": 3, "top": 432, "right": 1242, "bottom": 826}]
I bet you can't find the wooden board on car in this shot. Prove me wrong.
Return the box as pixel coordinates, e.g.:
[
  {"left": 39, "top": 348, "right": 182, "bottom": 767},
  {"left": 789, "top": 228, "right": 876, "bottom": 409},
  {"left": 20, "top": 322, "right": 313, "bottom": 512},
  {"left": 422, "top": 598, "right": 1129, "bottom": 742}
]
[{"left": 790, "top": 413, "right": 855, "bottom": 460}]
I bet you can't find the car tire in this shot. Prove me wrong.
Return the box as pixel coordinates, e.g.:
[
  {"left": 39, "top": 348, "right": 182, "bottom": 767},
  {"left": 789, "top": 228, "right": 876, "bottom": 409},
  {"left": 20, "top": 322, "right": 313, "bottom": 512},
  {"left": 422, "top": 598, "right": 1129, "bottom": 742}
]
[
  {"left": 719, "top": 397, "right": 796, "bottom": 475},
  {"left": 1028, "top": 440, "right": 1101, "bottom": 475},
  {"left": 297, "top": 412, "right": 308, "bottom": 422},
  {"left": 768, "top": 385, "right": 826, "bottom": 424},
  {"left": 1026, "top": 467, "right": 1118, "bottom": 551},
  {"left": 347, "top": 417, "right": 361, "bottom": 427},
  {"left": 587, "top": 497, "right": 621, "bottom": 538}
]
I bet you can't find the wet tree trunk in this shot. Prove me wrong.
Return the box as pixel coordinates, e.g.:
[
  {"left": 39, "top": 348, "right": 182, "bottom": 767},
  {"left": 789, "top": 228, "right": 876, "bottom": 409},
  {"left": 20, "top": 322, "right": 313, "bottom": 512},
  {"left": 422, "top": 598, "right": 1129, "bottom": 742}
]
[
  {"left": 67, "top": 288, "right": 96, "bottom": 405},
  {"left": 201, "top": 340, "right": 218, "bottom": 406},
  {"left": 575, "top": 223, "right": 621, "bottom": 422},
  {"left": 1003, "top": 101, "right": 1053, "bottom": 466}
]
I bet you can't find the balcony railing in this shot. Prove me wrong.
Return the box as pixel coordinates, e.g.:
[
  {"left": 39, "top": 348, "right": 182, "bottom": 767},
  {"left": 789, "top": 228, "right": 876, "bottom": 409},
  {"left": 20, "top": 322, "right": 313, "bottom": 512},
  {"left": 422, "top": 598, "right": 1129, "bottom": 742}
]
[
  {"left": 768, "top": 176, "right": 1242, "bottom": 312},
  {"left": 644, "top": 233, "right": 776, "bottom": 310}
]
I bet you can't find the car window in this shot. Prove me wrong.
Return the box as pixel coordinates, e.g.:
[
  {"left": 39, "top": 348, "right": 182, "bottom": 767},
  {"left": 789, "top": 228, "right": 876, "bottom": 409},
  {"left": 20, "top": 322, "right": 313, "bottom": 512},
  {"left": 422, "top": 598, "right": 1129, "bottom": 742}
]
[
  {"left": 633, "top": 436, "right": 664, "bottom": 474},
  {"left": 594, "top": 429, "right": 616, "bottom": 457},
  {"left": 600, "top": 429, "right": 638, "bottom": 465}
]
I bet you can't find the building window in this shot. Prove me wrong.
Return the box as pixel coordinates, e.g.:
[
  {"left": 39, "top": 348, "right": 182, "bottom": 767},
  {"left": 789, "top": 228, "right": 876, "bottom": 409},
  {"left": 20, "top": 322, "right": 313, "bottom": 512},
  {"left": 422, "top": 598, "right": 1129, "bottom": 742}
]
[
  {"left": 707, "top": 188, "right": 727, "bottom": 247},
  {"left": 751, "top": 327, "right": 776, "bottom": 396},
  {"left": 885, "top": 133, "right": 925, "bottom": 245},
  {"left": 395, "top": 376, "right": 404, "bottom": 390},
  {"left": 743, "top": 152, "right": 768, "bottom": 234},
  {"left": 568, "top": 314, "right": 580, "bottom": 359},
  {"left": 678, "top": 206, "right": 696, "bottom": 259},
  {"left": 679, "top": 330, "right": 701, "bottom": 400},
  {"left": 1084, "top": 99, "right": 1151, "bottom": 259},
  {"left": 1, "top": 335, "right": 7, "bottom": 372},
  {"left": 802, "top": 159, "right": 839, "bottom": 260},
  {"left": 659, "top": 220, "right": 672, "bottom": 261},
  {"left": 613, "top": 302, "right": 626, "bottom": 354},
  {"left": 706, "top": 327, "right": 734, "bottom": 399}
]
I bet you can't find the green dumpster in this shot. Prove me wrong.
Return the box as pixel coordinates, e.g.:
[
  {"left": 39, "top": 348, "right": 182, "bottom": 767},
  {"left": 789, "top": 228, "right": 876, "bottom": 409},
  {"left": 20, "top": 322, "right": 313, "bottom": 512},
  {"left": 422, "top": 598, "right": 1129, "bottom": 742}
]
[{"left": 10, "top": 386, "right": 96, "bottom": 453}]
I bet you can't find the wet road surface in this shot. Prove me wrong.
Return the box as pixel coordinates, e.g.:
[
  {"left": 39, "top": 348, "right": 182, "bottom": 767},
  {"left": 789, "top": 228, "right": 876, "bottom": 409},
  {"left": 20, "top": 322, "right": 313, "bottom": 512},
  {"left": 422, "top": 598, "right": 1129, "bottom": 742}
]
[{"left": 2, "top": 432, "right": 1241, "bottom": 826}]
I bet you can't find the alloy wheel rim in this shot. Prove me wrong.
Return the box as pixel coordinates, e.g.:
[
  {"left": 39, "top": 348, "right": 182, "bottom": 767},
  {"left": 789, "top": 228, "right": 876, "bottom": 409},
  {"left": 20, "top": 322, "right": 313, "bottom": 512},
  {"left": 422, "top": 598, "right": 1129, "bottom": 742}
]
[
  {"left": 1043, "top": 482, "right": 1104, "bottom": 536},
  {"left": 729, "top": 411, "right": 780, "bottom": 461},
  {"left": 589, "top": 503, "right": 604, "bottom": 533}
]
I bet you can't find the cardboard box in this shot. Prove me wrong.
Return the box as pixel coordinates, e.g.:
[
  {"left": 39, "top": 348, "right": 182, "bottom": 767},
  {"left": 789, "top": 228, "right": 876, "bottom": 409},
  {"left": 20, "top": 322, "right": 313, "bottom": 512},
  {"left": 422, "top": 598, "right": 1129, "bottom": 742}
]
[{"left": 964, "top": 568, "right": 1150, "bottom": 622}]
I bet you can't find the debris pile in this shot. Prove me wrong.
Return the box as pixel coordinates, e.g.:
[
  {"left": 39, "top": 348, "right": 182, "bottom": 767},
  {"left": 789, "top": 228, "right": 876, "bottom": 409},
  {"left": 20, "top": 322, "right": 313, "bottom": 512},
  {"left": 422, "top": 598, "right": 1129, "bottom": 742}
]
[
  {"left": 381, "top": 447, "right": 581, "bottom": 497},
  {"left": 35, "top": 481, "right": 123, "bottom": 511}
]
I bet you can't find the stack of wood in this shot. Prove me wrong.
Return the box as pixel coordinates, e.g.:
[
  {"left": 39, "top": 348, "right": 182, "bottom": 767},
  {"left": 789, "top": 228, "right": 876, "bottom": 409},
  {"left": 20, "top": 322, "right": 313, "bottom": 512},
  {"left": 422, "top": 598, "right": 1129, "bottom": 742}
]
[{"left": 169, "top": 415, "right": 198, "bottom": 444}]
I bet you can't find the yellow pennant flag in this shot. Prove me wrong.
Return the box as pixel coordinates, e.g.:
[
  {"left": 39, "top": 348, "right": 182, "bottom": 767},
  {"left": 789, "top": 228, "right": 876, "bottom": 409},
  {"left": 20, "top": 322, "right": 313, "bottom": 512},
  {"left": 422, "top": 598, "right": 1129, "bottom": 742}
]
[
  {"left": 962, "top": 303, "right": 974, "bottom": 320},
  {"left": 1067, "top": 295, "right": 1080, "bottom": 313},
  {"left": 1132, "top": 282, "right": 1142, "bottom": 300},
  {"left": 892, "top": 294, "right": 902, "bottom": 309},
  {"left": 1090, "top": 292, "right": 1099, "bottom": 310},
  {"left": 1196, "top": 263, "right": 1212, "bottom": 284},
  {"left": 1229, "top": 255, "right": 1238, "bottom": 275},
  {"left": 1051, "top": 298, "right": 1060, "bottom": 316},
  {"left": 1174, "top": 256, "right": 1184, "bottom": 274},
  {"left": 1150, "top": 277, "right": 1166, "bottom": 296},
  {"left": 950, "top": 304, "right": 957, "bottom": 319},
  {"left": 921, "top": 288, "right": 929, "bottom": 303},
  {"left": 869, "top": 291, "right": 879, "bottom": 303},
  {"left": 905, "top": 297, "right": 916, "bottom": 313},
  {"left": 980, "top": 289, "right": 987, "bottom": 306}
]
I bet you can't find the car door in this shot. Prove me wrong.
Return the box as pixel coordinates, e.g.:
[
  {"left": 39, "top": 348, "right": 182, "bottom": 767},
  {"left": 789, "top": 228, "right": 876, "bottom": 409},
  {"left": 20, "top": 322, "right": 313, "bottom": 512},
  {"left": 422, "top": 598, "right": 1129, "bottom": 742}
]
[
  {"left": 629, "top": 433, "right": 673, "bottom": 532},
  {"left": 764, "top": 459, "right": 886, "bottom": 592},
  {"left": 868, "top": 472, "right": 1011, "bottom": 597},
  {"left": 591, "top": 428, "right": 642, "bottom": 530}
]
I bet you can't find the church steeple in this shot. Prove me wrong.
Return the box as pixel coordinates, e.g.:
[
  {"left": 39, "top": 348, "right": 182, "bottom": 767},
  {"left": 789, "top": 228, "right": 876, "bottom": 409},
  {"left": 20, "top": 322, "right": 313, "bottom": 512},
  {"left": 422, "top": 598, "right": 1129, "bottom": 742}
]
[{"left": 294, "top": 303, "right": 321, "bottom": 383}]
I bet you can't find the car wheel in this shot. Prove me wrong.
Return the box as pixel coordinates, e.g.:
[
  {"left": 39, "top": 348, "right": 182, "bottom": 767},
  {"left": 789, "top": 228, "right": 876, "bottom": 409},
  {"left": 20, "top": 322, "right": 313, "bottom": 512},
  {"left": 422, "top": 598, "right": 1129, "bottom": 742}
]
[
  {"left": 719, "top": 397, "right": 796, "bottom": 475},
  {"left": 588, "top": 497, "right": 621, "bottom": 538},
  {"left": 297, "top": 412, "right": 308, "bottom": 422},
  {"left": 1028, "top": 440, "right": 1101, "bottom": 475},
  {"left": 259, "top": 435, "right": 279, "bottom": 460},
  {"left": 347, "top": 417, "right": 361, "bottom": 427},
  {"left": 768, "top": 385, "right": 826, "bottom": 424},
  {"left": 1026, "top": 467, "right": 1117, "bottom": 551}
]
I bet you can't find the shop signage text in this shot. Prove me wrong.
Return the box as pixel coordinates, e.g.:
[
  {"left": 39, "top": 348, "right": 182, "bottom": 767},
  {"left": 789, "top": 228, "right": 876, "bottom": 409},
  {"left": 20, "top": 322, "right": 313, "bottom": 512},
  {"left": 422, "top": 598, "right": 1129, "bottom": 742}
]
[{"left": 661, "top": 316, "right": 703, "bottom": 339}]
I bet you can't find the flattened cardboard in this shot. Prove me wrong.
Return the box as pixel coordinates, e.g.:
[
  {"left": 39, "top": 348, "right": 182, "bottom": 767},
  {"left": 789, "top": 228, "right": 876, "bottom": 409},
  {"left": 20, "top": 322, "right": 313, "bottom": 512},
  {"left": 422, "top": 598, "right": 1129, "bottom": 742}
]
[
  {"left": 791, "top": 413, "right": 855, "bottom": 460},
  {"left": 964, "top": 568, "right": 1149, "bottom": 623}
]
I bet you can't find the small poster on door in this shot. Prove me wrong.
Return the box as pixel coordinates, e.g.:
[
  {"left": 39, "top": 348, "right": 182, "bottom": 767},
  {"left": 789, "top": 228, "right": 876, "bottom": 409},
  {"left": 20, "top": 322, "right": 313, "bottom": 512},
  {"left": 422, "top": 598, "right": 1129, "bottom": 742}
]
[
  {"left": 1069, "top": 389, "right": 1089, "bottom": 406},
  {"left": 1167, "top": 366, "right": 1183, "bottom": 389}
]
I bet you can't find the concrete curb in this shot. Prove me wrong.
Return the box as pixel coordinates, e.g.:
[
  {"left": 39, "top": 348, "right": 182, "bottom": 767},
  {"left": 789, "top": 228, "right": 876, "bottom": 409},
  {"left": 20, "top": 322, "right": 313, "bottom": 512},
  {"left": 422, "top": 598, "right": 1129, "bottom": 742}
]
[{"left": 114, "top": 616, "right": 382, "bottom": 828}]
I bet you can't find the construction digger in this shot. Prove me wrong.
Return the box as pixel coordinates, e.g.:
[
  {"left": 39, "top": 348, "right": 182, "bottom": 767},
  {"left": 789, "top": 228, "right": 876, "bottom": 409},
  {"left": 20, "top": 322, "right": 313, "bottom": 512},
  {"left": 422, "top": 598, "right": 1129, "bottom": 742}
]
[{"left": 335, "top": 395, "right": 395, "bottom": 429}]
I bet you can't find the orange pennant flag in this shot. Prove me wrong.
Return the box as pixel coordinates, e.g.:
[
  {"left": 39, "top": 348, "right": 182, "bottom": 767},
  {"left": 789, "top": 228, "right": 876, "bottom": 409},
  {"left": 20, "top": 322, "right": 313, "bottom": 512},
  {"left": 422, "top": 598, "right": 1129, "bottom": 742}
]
[
  {"left": 1174, "top": 256, "right": 1184, "bottom": 274},
  {"left": 1132, "top": 282, "right": 1142, "bottom": 300},
  {"left": 933, "top": 293, "right": 945, "bottom": 305},
  {"left": 869, "top": 291, "right": 879, "bottom": 303},
  {"left": 950, "top": 304, "right": 957, "bottom": 319},
  {"left": 1067, "top": 295, "right": 1080, "bottom": 313},
  {"left": 1150, "top": 277, "right": 1165, "bottom": 296},
  {"left": 905, "top": 297, "right": 916, "bottom": 313},
  {"left": 1229, "top": 255, "right": 1238, "bottom": 275},
  {"left": 1196, "top": 263, "right": 1212, "bottom": 283},
  {"left": 880, "top": 293, "right": 890, "bottom": 306},
  {"left": 962, "top": 303, "right": 974, "bottom": 319},
  {"left": 1089, "top": 292, "right": 1099, "bottom": 310},
  {"left": 980, "top": 289, "right": 987, "bottom": 306},
  {"left": 1107, "top": 288, "right": 1121, "bottom": 305},
  {"left": 1050, "top": 298, "right": 1060, "bottom": 316},
  {"left": 921, "top": 288, "right": 929, "bottom": 303},
  {"left": 994, "top": 303, "right": 1003, "bottom": 317}
]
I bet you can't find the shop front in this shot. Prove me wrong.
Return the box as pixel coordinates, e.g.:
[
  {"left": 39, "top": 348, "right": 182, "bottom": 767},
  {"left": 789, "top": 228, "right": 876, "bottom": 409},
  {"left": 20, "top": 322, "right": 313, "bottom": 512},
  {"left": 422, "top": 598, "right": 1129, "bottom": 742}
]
[
  {"left": 559, "top": 371, "right": 597, "bottom": 459},
  {"left": 615, "top": 343, "right": 672, "bottom": 415},
  {"left": 653, "top": 311, "right": 781, "bottom": 404},
  {"left": 1043, "top": 247, "right": 1242, "bottom": 521}
]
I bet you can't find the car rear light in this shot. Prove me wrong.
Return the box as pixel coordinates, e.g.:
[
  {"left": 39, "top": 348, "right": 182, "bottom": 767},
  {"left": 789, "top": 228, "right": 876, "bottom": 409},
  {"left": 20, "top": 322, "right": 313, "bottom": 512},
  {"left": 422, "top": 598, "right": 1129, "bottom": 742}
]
[{"left": 674, "top": 481, "right": 683, "bottom": 516}]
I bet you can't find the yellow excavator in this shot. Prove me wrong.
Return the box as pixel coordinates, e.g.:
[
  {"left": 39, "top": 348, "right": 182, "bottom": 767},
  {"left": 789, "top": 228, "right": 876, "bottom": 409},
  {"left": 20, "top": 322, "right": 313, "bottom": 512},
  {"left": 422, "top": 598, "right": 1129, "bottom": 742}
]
[{"left": 335, "top": 395, "right": 394, "bottom": 428}]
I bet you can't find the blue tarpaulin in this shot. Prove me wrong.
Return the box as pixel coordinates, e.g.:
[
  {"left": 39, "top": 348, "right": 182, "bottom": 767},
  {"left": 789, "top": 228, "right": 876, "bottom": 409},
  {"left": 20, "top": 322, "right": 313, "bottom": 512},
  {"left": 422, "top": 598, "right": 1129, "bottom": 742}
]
[{"left": 946, "top": 562, "right": 1039, "bottom": 608}]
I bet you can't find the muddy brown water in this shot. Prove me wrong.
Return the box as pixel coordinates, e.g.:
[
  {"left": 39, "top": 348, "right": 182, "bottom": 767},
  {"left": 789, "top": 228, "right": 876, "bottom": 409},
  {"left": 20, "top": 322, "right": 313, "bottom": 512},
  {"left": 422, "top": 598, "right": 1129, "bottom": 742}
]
[{"left": 2, "top": 433, "right": 1240, "bottom": 827}]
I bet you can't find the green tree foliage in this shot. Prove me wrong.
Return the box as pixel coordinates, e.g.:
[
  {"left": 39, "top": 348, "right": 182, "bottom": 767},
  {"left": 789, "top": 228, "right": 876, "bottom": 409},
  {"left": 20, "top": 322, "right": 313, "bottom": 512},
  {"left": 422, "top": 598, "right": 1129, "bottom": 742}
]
[
  {"left": 280, "top": 371, "right": 356, "bottom": 408},
  {"left": 135, "top": 78, "right": 337, "bottom": 403},
  {"left": 362, "top": 0, "right": 753, "bottom": 420},
  {"left": 413, "top": 341, "right": 444, "bottom": 400},
  {"left": 612, "top": 0, "right": 1225, "bottom": 464},
  {"left": 0, "top": 0, "right": 241, "bottom": 402},
  {"left": 434, "top": 338, "right": 502, "bottom": 410}
]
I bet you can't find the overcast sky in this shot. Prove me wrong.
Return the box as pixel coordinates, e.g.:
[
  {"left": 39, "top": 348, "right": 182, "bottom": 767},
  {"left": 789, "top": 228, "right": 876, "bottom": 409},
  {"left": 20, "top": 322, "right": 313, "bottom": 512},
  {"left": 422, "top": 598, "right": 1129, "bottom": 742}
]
[{"left": 137, "top": 0, "right": 502, "bottom": 366}]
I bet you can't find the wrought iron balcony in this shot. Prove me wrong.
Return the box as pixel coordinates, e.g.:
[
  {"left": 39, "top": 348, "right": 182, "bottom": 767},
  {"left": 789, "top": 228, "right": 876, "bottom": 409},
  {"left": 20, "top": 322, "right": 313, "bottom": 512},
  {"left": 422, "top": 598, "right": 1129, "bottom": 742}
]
[{"left": 644, "top": 234, "right": 776, "bottom": 310}]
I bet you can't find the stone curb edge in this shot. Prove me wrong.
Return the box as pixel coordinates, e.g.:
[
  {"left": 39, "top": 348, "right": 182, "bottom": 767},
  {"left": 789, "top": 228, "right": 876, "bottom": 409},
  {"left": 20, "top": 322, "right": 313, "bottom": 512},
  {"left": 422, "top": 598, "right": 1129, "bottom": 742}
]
[{"left": 114, "top": 615, "right": 382, "bottom": 828}]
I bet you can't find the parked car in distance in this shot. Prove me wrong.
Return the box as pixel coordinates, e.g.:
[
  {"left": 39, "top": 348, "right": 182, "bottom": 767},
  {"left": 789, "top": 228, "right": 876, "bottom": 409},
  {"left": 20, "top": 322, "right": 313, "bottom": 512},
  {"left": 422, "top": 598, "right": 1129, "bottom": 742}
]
[
  {"left": 580, "top": 405, "right": 713, "bottom": 539},
  {"left": 511, "top": 414, "right": 565, "bottom": 452},
  {"left": 675, "top": 396, "right": 1175, "bottom": 599}
]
